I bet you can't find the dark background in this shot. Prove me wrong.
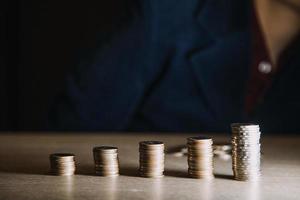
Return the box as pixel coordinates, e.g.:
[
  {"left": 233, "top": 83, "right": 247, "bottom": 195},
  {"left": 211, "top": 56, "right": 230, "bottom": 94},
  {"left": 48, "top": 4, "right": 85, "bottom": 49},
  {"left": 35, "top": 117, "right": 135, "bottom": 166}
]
[{"left": 1, "top": 0, "right": 130, "bottom": 130}]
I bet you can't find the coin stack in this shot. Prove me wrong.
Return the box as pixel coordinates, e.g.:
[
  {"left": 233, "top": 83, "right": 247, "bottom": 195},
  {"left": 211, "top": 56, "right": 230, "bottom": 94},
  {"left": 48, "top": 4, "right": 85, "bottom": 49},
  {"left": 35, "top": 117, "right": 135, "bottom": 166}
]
[
  {"left": 49, "top": 153, "right": 76, "bottom": 176},
  {"left": 187, "top": 137, "right": 214, "bottom": 179},
  {"left": 231, "top": 123, "right": 261, "bottom": 181},
  {"left": 93, "top": 146, "right": 119, "bottom": 177},
  {"left": 139, "top": 141, "right": 165, "bottom": 178}
]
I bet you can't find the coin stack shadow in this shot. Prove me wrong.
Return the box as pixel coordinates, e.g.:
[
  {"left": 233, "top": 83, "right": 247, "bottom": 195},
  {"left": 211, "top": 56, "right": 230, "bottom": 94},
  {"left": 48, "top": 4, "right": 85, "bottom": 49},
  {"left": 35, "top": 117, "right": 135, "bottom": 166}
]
[
  {"left": 187, "top": 137, "right": 214, "bottom": 179},
  {"left": 231, "top": 123, "right": 261, "bottom": 181},
  {"left": 49, "top": 153, "right": 76, "bottom": 176},
  {"left": 93, "top": 146, "right": 119, "bottom": 177},
  {"left": 139, "top": 141, "right": 165, "bottom": 178}
]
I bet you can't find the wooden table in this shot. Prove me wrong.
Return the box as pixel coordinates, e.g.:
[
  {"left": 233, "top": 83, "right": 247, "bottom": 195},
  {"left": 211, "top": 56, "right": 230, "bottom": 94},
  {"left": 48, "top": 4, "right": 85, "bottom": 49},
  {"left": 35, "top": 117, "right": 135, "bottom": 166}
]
[{"left": 0, "top": 133, "right": 299, "bottom": 200}]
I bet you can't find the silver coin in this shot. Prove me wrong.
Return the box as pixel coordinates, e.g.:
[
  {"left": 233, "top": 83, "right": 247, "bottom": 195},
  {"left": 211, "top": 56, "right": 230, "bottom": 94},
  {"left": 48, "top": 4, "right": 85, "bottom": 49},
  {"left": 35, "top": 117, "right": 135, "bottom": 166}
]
[{"left": 231, "top": 123, "right": 261, "bottom": 181}]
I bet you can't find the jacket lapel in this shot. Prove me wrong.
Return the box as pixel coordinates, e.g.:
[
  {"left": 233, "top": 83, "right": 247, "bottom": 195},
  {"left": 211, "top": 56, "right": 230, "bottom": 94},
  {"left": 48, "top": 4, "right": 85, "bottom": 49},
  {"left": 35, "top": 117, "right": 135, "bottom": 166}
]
[{"left": 188, "top": 0, "right": 251, "bottom": 122}]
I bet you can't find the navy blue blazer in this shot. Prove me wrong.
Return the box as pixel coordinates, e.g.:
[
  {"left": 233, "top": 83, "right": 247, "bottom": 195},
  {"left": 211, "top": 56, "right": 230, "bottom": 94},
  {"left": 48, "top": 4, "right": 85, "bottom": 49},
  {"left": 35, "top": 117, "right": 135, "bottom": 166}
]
[{"left": 49, "top": 0, "right": 300, "bottom": 133}]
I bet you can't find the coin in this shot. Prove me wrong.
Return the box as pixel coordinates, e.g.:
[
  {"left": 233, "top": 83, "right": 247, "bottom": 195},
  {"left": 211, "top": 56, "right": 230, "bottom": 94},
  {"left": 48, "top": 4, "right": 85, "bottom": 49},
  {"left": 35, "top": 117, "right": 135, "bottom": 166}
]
[
  {"left": 231, "top": 123, "right": 261, "bottom": 181},
  {"left": 93, "top": 146, "right": 119, "bottom": 176},
  {"left": 139, "top": 141, "right": 165, "bottom": 178},
  {"left": 187, "top": 136, "right": 214, "bottom": 179},
  {"left": 49, "top": 153, "right": 76, "bottom": 176}
]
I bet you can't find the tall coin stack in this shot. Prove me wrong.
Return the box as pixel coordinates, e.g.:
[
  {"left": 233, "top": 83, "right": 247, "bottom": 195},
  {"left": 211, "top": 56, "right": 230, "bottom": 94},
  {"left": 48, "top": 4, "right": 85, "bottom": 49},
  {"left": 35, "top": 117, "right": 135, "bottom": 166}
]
[
  {"left": 139, "top": 141, "right": 165, "bottom": 178},
  {"left": 93, "top": 146, "right": 119, "bottom": 177},
  {"left": 231, "top": 123, "right": 261, "bottom": 181},
  {"left": 187, "top": 137, "right": 214, "bottom": 179},
  {"left": 50, "top": 153, "right": 76, "bottom": 176}
]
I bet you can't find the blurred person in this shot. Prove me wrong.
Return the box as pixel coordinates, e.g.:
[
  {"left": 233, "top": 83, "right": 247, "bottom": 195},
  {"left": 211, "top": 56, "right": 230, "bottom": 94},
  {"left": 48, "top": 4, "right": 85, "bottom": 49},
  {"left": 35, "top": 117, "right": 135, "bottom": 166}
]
[{"left": 49, "top": 0, "right": 300, "bottom": 132}]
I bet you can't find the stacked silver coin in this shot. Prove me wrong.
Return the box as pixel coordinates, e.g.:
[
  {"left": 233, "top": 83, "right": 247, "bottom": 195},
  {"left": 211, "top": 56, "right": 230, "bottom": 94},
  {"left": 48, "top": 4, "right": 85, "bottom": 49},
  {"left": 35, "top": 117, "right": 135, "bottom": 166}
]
[
  {"left": 93, "top": 146, "right": 119, "bottom": 177},
  {"left": 139, "top": 141, "right": 165, "bottom": 178},
  {"left": 49, "top": 153, "right": 76, "bottom": 176},
  {"left": 187, "top": 137, "right": 214, "bottom": 179},
  {"left": 231, "top": 123, "right": 261, "bottom": 181}
]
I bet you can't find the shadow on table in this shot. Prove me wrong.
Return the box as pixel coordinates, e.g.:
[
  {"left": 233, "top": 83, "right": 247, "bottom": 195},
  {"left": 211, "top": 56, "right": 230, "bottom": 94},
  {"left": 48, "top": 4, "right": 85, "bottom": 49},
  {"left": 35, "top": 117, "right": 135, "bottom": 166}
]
[
  {"left": 118, "top": 168, "right": 234, "bottom": 180},
  {"left": 165, "top": 169, "right": 188, "bottom": 178},
  {"left": 76, "top": 165, "right": 95, "bottom": 176},
  {"left": 214, "top": 173, "right": 234, "bottom": 180},
  {"left": 120, "top": 166, "right": 139, "bottom": 177},
  {"left": 164, "top": 170, "right": 234, "bottom": 180},
  {"left": 120, "top": 167, "right": 190, "bottom": 178}
]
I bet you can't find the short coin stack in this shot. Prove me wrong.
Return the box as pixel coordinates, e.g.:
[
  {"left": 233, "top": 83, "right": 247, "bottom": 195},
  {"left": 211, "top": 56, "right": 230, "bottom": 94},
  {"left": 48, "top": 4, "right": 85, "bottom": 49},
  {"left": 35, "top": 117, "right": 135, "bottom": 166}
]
[
  {"left": 187, "top": 137, "right": 214, "bottom": 179},
  {"left": 93, "top": 146, "right": 119, "bottom": 177},
  {"left": 49, "top": 153, "right": 76, "bottom": 176},
  {"left": 139, "top": 141, "right": 165, "bottom": 178},
  {"left": 231, "top": 123, "right": 261, "bottom": 181}
]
